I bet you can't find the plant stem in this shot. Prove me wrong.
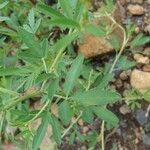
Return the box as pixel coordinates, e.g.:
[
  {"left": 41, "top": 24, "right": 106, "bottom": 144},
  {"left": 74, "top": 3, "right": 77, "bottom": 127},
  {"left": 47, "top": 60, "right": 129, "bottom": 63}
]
[
  {"left": 99, "top": 12, "right": 129, "bottom": 150},
  {"left": 61, "top": 111, "right": 83, "bottom": 138},
  {"left": 2, "top": 91, "right": 41, "bottom": 111},
  {"left": 27, "top": 100, "right": 50, "bottom": 125},
  {"left": 42, "top": 58, "right": 48, "bottom": 73},
  {"left": 49, "top": 49, "right": 64, "bottom": 73},
  {"left": 108, "top": 15, "right": 128, "bottom": 73},
  {"left": 54, "top": 94, "right": 66, "bottom": 99},
  {"left": 101, "top": 121, "right": 105, "bottom": 150}
]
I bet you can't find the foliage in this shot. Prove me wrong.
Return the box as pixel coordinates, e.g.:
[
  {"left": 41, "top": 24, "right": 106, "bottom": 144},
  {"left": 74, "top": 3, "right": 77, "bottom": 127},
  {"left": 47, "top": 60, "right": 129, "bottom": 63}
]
[{"left": 0, "top": 0, "right": 149, "bottom": 149}]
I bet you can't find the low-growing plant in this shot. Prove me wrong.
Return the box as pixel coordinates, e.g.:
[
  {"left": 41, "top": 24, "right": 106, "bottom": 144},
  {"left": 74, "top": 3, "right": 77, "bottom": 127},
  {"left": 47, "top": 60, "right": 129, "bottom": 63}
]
[{"left": 0, "top": 0, "right": 150, "bottom": 149}]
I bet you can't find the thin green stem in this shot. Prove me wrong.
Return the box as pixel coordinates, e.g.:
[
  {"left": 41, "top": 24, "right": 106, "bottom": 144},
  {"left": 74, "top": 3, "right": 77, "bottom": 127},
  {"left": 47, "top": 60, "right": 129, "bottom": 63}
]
[
  {"left": 2, "top": 91, "right": 41, "bottom": 111},
  {"left": 107, "top": 14, "right": 128, "bottom": 73},
  {"left": 42, "top": 58, "right": 48, "bottom": 73},
  {"left": 61, "top": 111, "right": 83, "bottom": 138},
  {"left": 0, "top": 87, "right": 20, "bottom": 96},
  {"left": 49, "top": 49, "right": 64, "bottom": 73},
  {"left": 101, "top": 121, "right": 105, "bottom": 150},
  {"left": 54, "top": 94, "right": 66, "bottom": 100},
  {"left": 86, "top": 69, "right": 93, "bottom": 91},
  {"left": 98, "top": 12, "right": 129, "bottom": 150},
  {"left": 26, "top": 100, "right": 50, "bottom": 125}
]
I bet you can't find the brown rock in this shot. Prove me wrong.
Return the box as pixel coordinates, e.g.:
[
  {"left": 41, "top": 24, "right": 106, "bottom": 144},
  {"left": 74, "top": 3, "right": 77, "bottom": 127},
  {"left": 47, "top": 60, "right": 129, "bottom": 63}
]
[
  {"left": 116, "top": 79, "right": 123, "bottom": 88},
  {"left": 144, "top": 25, "right": 150, "bottom": 34},
  {"left": 130, "top": 69, "right": 150, "bottom": 93},
  {"left": 83, "top": 126, "right": 89, "bottom": 133},
  {"left": 135, "top": 26, "right": 140, "bottom": 33},
  {"left": 124, "top": 82, "right": 131, "bottom": 89},
  {"left": 126, "top": 69, "right": 132, "bottom": 76},
  {"left": 143, "top": 64, "right": 150, "bottom": 72},
  {"left": 120, "top": 71, "right": 128, "bottom": 80},
  {"left": 143, "top": 47, "right": 150, "bottom": 57},
  {"left": 78, "top": 119, "right": 84, "bottom": 126},
  {"left": 78, "top": 3, "right": 124, "bottom": 58},
  {"left": 79, "top": 34, "right": 113, "bottom": 58},
  {"left": 134, "top": 53, "right": 149, "bottom": 64},
  {"left": 128, "top": 4, "right": 144, "bottom": 15},
  {"left": 119, "top": 104, "right": 131, "bottom": 115}
]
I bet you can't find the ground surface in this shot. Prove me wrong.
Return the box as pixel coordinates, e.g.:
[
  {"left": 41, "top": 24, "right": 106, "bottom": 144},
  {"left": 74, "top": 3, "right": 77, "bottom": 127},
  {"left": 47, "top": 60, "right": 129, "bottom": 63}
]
[
  {"left": 59, "top": 0, "right": 150, "bottom": 150},
  {"left": 1, "top": 0, "right": 150, "bottom": 150}
]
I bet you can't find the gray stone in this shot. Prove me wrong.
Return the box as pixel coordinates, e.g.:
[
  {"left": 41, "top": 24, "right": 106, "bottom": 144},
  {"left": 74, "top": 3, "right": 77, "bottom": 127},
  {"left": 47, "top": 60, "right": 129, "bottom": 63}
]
[
  {"left": 143, "top": 134, "right": 150, "bottom": 146},
  {"left": 135, "top": 109, "right": 148, "bottom": 125}
]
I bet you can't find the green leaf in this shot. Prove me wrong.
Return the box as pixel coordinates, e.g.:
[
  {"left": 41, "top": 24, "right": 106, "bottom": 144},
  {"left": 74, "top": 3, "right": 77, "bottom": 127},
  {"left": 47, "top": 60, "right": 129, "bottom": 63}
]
[
  {"left": 69, "top": 132, "right": 76, "bottom": 145},
  {"left": 0, "top": 16, "right": 10, "bottom": 22},
  {"left": 0, "top": 1, "right": 9, "bottom": 9},
  {"left": 103, "top": 0, "right": 114, "bottom": 13},
  {"left": 36, "top": 3, "right": 65, "bottom": 19},
  {"left": 95, "top": 73, "right": 114, "bottom": 89},
  {"left": 82, "top": 107, "right": 94, "bottom": 124},
  {"left": 47, "top": 78, "right": 59, "bottom": 100},
  {"left": 76, "top": 132, "right": 85, "bottom": 142},
  {"left": 41, "top": 38, "right": 49, "bottom": 58},
  {"left": 28, "top": 9, "right": 35, "bottom": 29},
  {"left": 18, "top": 27, "right": 42, "bottom": 58},
  {"left": 17, "top": 51, "right": 41, "bottom": 65},
  {"left": 49, "top": 18, "right": 80, "bottom": 28},
  {"left": 108, "top": 35, "right": 119, "bottom": 50},
  {"left": 85, "top": 24, "right": 106, "bottom": 37},
  {"left": 93, "top": 106, "right": 119, "bottom": 127},
  {"left": 52, "top": 31, "right": 79, "bottom": 53},
  {"left": 58, "top": 101, "right": 73, "bottom": 125},
  {"left": 0, "top": 67, "right": 32, "bottom": 76},
  {"left": 50, "top": 115, "right": 62, "bottom": 145},
  {"left": 32, "top": 115, "right": 49, "bottom": 150},
  {"left": 143, "top": 90, "right": 150, "bottom": 102},
  {"left": 117, "top": 56, "right": 136, "bottom": 70},
  {"left": 71, "top": 88, "right": 121, "bottom": 106},
  {"left": 0, "top": 26, "right": 17, "bottom": 37},
  {"left": 73, "top": 1, "right": 84, "bottom": 21},
  {"left": 59, "top": 0, "right": 73, "bottom": 18},
  {"left": 131, "top": 33, "right": 150, "bottom": 48},
  {"left": 64, "top": 54, "right": 84, "bottom": 96},
  {"left": 35, "top": 73, "right": 52, "bottom": 84}
]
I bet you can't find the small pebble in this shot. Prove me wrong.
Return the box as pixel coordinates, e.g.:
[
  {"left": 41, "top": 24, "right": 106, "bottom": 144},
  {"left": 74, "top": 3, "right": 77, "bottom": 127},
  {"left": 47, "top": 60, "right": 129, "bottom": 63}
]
[
  {"left": 135, "top": 26, "right": 140, "bottom": 33},
  {"left": 120, "top": 71, "right": 128, "bottom": 80},
  {"left": 119, "top": 104, "right": 131, "bottom": 115},
  {"left": 143, "top": 134, "right": 150, "bottom": 146},
  {"left": 135, "top": 138, "right": 139, "bottom": 144},
  {"left": 126, "top": 69, "right": 132, "bottom": 76},
  {"left": 124, "top": 82, "right": 131, "bottom": 89},
  {"left": 128, "top": 4, "right": 144, "bottom": 15},
  {"left": 130, "top": 69, "right": 150, "bottom": 93},
  {"left": 83, "top": 127, "right": 89, "bottom": 133},
  {"left": 143, "top": 64, "right": 150, "bottom": 72},
  {"left": 134, "top": 53, "right": 149, "bottom": 64},
  {"left": 116, "top": 79, "right": 123, "bottom": 88},
  {"left": 144, "top": 25, "right": 150, "bottom": 34},
  {"left": 143, "top": 47, "right": 150, "bottom": 57},
  {"left": 135, "top": 109, "right": 148, "bottom": 125},
  {"left": 78, "top": 119, "right": 84, "bottom": 126},
  {"left": 120, "top": 120, "right": 128, "bottom": 128},
  {"left": 80, "top": 146, "right": 87, "bottom": 150}
]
